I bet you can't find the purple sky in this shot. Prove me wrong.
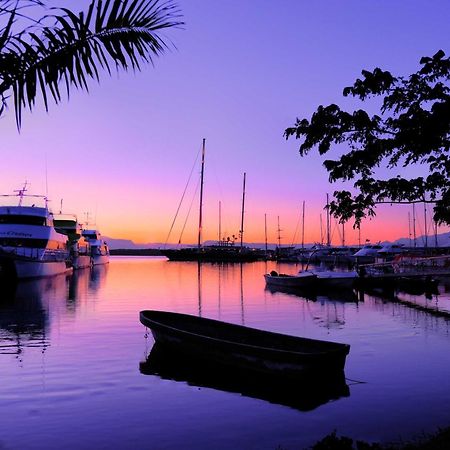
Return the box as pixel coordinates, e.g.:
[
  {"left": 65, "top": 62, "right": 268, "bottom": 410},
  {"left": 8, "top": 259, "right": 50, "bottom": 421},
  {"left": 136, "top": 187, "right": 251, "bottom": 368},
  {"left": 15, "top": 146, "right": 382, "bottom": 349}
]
[{"left": 1, "top": 0, "right": 449, "bottom": 244}]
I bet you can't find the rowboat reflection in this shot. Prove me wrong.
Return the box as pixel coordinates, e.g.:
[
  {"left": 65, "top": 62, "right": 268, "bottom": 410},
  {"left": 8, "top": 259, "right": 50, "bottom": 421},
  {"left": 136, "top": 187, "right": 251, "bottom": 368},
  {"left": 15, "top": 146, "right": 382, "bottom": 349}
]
[{"left": 140, "top": 342, "right": 350, "bottom": 412}]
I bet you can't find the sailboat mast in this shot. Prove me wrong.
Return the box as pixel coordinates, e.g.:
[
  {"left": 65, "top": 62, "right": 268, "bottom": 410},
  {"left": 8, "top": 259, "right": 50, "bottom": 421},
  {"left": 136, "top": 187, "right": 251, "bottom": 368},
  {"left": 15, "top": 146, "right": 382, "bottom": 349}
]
[
  {"left": 326, "top": 193, "right": 331, "bottom": 247},
  {"left": 408, "top": 211, "right": 412, "bottom": 247},
  {"left": 301, "top": 200, "right": 305, "bottom": 250},
  {"left": 240, "top": 172, "right": 246, "bottom": 250},
  {"left": 198, "top": 138, "right": 206, "bottom": 250},
  {"left": 434, "top": 220, "right": 438, "bottom": 248},
  {"left": 320, "top": 214, "right": 323, "bottom": 245},
  {"left": 423, "top": 201, "right": 428, "bottom": 249},
  {"left": 412, "top": 203, "right": 417, "bottom": 248},
  {"left": 277, "top": 216, "right": 281, "bottom": 247},
  {"left": 218, "top": 201, "right": 222, "bottom": 244},
  {"left": 264, "top": 213, "right": 268, "bottom": 257}
]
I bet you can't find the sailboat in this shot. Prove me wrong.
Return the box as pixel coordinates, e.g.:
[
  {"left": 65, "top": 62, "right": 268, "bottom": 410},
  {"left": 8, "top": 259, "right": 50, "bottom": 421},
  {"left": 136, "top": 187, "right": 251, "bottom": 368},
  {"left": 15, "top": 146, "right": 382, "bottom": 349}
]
[{"left": 162, "top": 140, "right": 264, "bottom": 263}]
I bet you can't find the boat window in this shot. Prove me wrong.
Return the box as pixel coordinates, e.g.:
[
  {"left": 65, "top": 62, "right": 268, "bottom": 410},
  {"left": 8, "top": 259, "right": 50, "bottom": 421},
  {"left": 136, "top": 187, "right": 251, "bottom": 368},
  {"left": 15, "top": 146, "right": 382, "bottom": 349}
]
[
  {"left": 0, "top": 215, "right": 46, "bottom": 226},
  {"left": 0, "top": 238, "right": 49, "bottom": 248}
]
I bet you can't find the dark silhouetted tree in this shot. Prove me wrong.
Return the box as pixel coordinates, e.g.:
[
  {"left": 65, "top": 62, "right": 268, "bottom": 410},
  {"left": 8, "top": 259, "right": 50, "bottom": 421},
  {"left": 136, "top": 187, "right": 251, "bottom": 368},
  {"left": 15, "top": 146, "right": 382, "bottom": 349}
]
[
  {"left": 285, "top": 50, "right": 450, "bottom": 227},
  {"left": 0, "top": 0, "right": 182, "bottom": 128}
]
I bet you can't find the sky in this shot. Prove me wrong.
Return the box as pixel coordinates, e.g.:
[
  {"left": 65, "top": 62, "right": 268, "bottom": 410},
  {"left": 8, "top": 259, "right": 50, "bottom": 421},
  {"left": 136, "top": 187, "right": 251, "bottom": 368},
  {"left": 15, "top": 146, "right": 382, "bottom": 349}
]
[{"left": 1, "top": 0, "right": 450, "bottom": 245}]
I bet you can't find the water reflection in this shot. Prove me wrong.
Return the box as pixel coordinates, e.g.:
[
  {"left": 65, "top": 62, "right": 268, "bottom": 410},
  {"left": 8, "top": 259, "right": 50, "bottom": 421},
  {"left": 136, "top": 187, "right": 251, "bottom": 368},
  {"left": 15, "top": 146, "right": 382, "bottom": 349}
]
[
  {"left": 0, "top": 277, "right": 63, "bottom": 355},
  {"left": 140, "top": 342, "right": 350, "bottom": 412},
  {"left": 89, "top": 264, "right": 109, "bottom": 291},
  {"left": 265, "top": 285, "right": 360, "bottom": 303},
  {"left": 360, "top": 284, "right": 450, "bottom": 320},
  {"left": 0, "top": 266, "right": 107, "bottom": 356}
]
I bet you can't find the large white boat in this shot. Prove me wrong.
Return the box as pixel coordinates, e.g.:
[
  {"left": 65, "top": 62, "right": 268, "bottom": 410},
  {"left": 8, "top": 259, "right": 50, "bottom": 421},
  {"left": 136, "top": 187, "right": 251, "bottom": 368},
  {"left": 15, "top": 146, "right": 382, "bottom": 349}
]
[
  {"left": 352, "top": 242, "right": 405, "bottom": 263},
  {"left": 82, "top": 229, "right": 109, "bottom": 265},
  {"left": 53, "top": 214, "right": 91, "bottom": 269},
  {"left": 0, "top": 187, "right": 70, "bottom": 279}
]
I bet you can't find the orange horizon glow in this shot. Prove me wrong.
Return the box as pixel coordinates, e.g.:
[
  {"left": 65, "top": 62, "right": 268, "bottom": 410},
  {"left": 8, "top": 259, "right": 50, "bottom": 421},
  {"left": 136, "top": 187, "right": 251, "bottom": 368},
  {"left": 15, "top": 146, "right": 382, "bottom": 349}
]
[{"left": 103, "top": 202, "right": 444, "bottom": 246}]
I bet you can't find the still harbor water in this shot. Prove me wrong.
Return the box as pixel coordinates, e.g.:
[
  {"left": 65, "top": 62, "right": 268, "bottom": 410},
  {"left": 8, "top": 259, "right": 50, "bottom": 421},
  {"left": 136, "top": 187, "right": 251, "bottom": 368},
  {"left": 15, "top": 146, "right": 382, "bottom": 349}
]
[{"left": 1, "top": 256, "right": 450, "bottom": 449}]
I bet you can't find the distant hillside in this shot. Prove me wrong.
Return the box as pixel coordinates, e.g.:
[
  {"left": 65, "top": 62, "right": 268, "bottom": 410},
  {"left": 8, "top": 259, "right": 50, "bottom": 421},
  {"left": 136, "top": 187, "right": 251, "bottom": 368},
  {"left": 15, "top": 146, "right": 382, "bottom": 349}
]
[
  {"left": 393, "top": 231, "right": 450, "bottom": 247},
  {"left": 104, "top": 232, "right": 450, "bottom": 250},
  {"left": 104, "top": 237, "right": 169, "bottom": 250}
]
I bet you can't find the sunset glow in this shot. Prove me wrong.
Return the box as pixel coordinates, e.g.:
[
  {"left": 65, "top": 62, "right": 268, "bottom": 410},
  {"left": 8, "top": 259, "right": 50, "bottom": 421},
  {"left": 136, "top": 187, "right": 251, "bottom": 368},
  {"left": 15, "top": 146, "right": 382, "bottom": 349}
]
[{"left": 1, "top": 0, "right": 449, "bottom": 246}]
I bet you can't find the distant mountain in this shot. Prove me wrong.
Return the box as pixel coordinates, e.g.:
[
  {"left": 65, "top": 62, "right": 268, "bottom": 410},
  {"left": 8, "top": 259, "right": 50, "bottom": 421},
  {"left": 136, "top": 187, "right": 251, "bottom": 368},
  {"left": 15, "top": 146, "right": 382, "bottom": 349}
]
[
  {"left": 393, "top": 231, "right": 450, "bottom": 247},
  {"left": 104, "top": 232, "right": 450, "bottom": 250},
  {"left": 104, "top": 237, "right": 186, "bottom": 250}
]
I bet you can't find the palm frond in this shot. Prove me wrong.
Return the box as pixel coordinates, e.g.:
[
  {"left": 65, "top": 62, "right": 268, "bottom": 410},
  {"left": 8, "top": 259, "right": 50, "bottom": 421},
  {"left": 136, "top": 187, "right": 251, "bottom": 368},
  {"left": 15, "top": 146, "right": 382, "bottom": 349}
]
[{"left": 0, "top": 0, "right": 183, "bottom": 128}]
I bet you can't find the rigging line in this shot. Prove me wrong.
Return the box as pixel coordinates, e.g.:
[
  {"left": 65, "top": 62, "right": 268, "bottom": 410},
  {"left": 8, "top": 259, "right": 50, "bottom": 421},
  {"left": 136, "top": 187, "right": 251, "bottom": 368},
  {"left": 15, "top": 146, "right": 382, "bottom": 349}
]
[
  {"left": 345, "top": 377, "right": 367, "bottom": 385},
  {"left": 208, "top": 151, "right": 235, "bottom": 238},
  {"left": 164, "top": 145, "right": 202, "bottom": 247},
  {"left": 334, "top": 218, "right": 343, "bottom": 245},
  {"left": 177, "top": 176, "right": 201, "bottom": 245},
  {"left": 291, "top": 207, "right": 302, "bottom": 246}
]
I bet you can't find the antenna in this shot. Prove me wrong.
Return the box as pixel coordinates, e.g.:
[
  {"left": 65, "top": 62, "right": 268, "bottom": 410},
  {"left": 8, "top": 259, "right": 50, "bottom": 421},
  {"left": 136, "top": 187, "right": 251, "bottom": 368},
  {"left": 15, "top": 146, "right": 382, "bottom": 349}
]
[
  {"left": 45, "top": 154, "right": 49, "bottom": 198},
  {"left": 14, "top": 181, "right": 28, "bottom": 206}
]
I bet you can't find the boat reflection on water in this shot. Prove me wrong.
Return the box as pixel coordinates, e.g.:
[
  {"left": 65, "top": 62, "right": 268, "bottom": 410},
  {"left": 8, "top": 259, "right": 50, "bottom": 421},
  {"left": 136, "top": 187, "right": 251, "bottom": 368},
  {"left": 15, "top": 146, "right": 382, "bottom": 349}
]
[
  {"left": 140, "top": 342, "right": 350, "bottom": 412},
  {"left": 89, "top": 263, "right": 109, "bottom": 291},
  {"left": 0, "top": 275, "right": 67, "bottom": 355},
  {"left": 265, "top": 285, "right": 360, "bottom": 303},
  {"left": 0, "top": 264, "right": 109, "bottom": 356}
]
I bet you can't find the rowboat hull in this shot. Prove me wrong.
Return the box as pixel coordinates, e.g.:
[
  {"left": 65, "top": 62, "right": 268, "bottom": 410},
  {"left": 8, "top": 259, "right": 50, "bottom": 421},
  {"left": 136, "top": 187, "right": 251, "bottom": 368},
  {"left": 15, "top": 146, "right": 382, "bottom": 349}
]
[{"left": 140, "top": 310, "right": 350, "bottom": 377}]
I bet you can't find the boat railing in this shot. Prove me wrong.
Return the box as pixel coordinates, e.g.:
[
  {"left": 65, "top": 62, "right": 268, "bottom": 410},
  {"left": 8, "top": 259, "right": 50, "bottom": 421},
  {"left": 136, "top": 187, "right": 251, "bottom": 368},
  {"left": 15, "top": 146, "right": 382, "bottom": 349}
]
[
  {"left": 360, "top": 255, "right": 450, "bottom": 276},
  {"left": 0, "top": 246, "right": 42, "bottom": 260}
]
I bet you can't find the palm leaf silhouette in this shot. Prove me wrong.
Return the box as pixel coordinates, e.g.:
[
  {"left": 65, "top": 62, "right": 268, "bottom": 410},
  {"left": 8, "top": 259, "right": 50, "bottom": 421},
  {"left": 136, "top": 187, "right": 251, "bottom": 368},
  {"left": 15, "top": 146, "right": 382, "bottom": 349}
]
[{"left": 0, "top": 0, "right": 182, "bottom": 127}]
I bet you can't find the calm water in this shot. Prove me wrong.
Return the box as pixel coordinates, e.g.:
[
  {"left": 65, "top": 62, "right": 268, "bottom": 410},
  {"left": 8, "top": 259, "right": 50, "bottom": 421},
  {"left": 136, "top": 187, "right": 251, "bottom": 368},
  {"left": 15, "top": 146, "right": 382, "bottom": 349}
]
[{"left": 1, "top": 256, "right": 450, "bottom": 449}]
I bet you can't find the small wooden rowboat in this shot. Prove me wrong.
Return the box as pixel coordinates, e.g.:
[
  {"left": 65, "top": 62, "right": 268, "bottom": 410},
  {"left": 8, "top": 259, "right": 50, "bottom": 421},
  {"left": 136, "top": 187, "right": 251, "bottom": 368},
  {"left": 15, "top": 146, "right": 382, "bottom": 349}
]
[{"left": 140, "top": 310, "right": 350, "bottom": 377}]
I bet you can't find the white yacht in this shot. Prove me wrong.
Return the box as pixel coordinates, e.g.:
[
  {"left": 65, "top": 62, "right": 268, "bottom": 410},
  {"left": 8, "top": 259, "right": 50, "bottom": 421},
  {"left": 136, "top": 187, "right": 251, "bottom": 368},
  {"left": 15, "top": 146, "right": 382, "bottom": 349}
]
[
  {"left": 0, "top": 187, "right": 69, "bottom": 279},
  {"left": 53, "top": 214, "right": 91, "bottom": 269},
  {"left": 82, "top": 229, "right": 109, "bottom": 265},
  {"left": 353, "top": 242, "right": 404, "bottom": 262},
  {"left": 352, "top": 243, "right": 384, "bottom": 258}
]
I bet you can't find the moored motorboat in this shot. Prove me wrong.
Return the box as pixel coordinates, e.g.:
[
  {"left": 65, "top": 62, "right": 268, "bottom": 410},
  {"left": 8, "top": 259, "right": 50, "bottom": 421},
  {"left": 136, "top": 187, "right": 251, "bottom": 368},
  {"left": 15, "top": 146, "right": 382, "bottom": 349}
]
[
  {"left": 54, "top": 214, "right": 91, "bottom": 269},
  {"left": 313, "top": 269, "right": 358, "bottom": 289},
  {"left": 139, "top": 310, "right": 350, "bottom": 376},
  {"left": 82, "top": 229, "right": 109, "bottom": 265},
  {"left": 0, "top": 186, "right": 70, "bottom": 279},
  {"left": 264, "top": 270, "right": 317, "bottom": 288}
]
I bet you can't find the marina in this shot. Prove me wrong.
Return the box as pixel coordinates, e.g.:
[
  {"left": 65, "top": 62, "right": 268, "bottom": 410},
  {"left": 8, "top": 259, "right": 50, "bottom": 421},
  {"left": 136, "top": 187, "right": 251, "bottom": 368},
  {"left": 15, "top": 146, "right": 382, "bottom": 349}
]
[
  {"left": 1, "top": 0, "right": 450, "bottom": 448},
  {"left": 2, "top": 257, "right": 450, "bottom": 449}
]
